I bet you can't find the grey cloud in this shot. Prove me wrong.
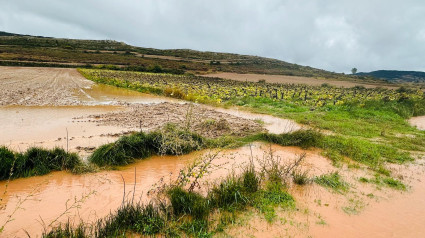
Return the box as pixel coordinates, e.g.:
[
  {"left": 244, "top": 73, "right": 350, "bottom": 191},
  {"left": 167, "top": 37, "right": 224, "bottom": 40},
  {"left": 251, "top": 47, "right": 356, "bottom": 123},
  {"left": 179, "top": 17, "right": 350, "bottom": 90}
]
[{"left": 0, "top": 0, "right": 424, "bottom": 73}]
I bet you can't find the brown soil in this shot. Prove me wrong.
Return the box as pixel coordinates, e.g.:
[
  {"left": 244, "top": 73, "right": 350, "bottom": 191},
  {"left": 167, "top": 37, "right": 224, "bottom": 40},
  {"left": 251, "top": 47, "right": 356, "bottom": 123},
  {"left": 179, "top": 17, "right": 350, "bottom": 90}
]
[
  {"left": 203, "top": 72, "right": 399, "bottom": 89},
  {"left": 409, "top": 116, "right": 425, "bottom": 130},
  {"left": 84, "top": 102, "right": 264, "bottom": 138},
  {"left": 0, "top": 67, "right": 94, "bottom": 106},
  {"left": 0, "top": 66, "right": 181, "bottom": 106}
]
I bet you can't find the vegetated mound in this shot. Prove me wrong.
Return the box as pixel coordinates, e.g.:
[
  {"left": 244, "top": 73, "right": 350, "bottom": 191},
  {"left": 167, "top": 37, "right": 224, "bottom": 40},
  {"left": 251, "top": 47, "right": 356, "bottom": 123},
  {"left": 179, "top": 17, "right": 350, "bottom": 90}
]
[
  {"left": 83, "top": 102, "right": 264, "bottom": 138},
  {"left": 356, "top": 70, "right": 425, "bottom": 83},
  {"left": 0, "top": 31, "right": 356, "bottom": 79}
]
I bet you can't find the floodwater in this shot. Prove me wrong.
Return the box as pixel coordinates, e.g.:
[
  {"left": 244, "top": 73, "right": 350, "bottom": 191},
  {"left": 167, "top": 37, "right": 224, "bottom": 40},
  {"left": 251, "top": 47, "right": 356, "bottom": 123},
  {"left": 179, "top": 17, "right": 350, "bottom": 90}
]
[
  {"left": 409, "top": 116, "right": 425, "bottom": 130},
  {"left": 211, "top": 106, "right": 302, "bottom": 134},
  {"left": 1, "top": 142, "right": 425, "bottom": 237},
  {"left": 0, "top": 143, "right": 317, "bottom": 237}
]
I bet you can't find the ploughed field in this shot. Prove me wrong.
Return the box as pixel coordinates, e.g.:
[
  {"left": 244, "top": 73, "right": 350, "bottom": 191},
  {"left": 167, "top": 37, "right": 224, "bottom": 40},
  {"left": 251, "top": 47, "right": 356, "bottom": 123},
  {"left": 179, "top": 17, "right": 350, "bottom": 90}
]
[{"left": 1, "top": 66, "right": 425, "bottom": 237}]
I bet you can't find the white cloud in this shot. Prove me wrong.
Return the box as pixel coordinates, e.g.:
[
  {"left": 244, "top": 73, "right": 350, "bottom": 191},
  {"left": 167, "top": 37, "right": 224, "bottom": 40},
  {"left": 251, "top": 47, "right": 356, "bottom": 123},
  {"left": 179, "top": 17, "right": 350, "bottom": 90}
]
[{"left": 0, "top": 0, "right": 424, "bottom": 72}]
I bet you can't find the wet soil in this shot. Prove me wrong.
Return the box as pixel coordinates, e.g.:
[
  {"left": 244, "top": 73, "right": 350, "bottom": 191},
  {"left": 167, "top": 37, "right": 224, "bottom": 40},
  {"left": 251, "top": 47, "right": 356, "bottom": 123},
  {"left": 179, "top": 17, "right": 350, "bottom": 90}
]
[
  {"left": 204, "top": 72, "right": 398, "bottom": 89},
  {"left": 409, "top": 116, "right": 425, "bottom": 130},
  {"left": 0, "top": 67, "right": 298, "bottom": 155},
  {"left": 84, "top": 102, "right": 265, "bottom": 138}
]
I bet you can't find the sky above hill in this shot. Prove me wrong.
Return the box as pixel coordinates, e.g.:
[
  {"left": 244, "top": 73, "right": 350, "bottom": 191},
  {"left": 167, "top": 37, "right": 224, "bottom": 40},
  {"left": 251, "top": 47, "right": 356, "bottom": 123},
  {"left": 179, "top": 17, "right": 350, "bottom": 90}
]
[{"left": 0, "top": 0, "right": 424, "bottom": 73}]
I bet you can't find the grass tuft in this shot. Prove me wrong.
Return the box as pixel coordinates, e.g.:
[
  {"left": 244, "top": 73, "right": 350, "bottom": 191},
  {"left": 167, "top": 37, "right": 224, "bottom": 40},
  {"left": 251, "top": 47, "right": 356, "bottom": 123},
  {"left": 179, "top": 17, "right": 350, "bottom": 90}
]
[{"left": 315, "top": 172, "right": 349, "bottom": 193}]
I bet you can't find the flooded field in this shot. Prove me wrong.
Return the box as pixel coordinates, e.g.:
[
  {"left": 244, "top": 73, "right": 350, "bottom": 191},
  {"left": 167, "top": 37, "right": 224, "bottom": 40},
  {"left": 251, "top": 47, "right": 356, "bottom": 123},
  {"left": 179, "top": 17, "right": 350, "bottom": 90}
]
[
  {"left": 1, "top": 67, "right": 425, "bottom": 237},
  {"left": 1, "top": 142, "right": 425, "bottom": 237},
  {"left": 0, "top": 67, "right": 300, "bottom": 155}
]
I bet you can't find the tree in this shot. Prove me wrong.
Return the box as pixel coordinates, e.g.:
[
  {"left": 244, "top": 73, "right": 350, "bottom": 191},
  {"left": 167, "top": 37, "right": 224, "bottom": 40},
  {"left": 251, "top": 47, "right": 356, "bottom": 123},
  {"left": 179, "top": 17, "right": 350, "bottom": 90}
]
[{"left": 351, "top": 68, "right": 358, "bottom": 74}]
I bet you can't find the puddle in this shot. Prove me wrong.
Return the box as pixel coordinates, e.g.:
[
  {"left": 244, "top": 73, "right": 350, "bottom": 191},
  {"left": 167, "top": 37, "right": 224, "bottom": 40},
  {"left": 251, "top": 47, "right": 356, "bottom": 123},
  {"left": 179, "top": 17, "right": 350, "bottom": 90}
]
[
  {"left": 76, "top": 83, "right": 180, "bottom": 105},
  {"left": 409, "top": 116, "right": 425, "bottom": 130},
  {"left": 210, "top": 106, "right": 302, "bottom": 134},
  {"left": 0, "top": 105, "right": 135, "bottom": 154}
]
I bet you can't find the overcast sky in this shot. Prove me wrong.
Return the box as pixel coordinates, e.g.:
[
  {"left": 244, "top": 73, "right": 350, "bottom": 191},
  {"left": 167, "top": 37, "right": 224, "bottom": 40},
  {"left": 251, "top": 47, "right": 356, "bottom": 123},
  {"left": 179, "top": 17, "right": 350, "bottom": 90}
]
[{"left": 0, "top": 0, "right": 424, "bottom": 73}]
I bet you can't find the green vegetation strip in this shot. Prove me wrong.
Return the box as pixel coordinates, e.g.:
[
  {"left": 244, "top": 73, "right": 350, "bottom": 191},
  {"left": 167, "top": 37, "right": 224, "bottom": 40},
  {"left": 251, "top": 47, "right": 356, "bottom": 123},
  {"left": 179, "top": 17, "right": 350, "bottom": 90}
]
[{"left": 0, "top": 146, "right": 80, "bottom": 180}]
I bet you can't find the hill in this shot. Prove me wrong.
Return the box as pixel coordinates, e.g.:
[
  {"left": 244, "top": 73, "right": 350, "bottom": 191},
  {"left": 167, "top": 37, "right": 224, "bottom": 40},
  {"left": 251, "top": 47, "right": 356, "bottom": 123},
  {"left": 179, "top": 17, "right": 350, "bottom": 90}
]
[
  {"left": 356, "top": 70, "right": 425, "bottom": 83},
  {"left": 0, "top": 31, "right": 365, "bottom": 81}
]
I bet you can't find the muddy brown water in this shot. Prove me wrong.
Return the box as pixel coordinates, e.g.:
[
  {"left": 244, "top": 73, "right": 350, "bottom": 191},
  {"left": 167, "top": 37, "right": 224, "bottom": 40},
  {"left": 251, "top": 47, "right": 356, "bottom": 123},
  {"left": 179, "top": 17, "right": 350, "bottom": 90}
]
[
  {"left": 1, "top": 143, "right": 425, "bottom": 237},
  {"left": 409, "top": 116, "right": 425, "bottom": 131},
  {"left": 0, "top": 143, "right": 319, "bottom": 237}
]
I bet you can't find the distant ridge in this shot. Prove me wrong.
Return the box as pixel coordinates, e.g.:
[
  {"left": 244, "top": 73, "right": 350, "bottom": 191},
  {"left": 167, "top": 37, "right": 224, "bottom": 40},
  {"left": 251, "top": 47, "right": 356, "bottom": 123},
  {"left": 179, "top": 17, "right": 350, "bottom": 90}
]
[{"left": 356, "top": 70, "right": 425, "bottom": 83}]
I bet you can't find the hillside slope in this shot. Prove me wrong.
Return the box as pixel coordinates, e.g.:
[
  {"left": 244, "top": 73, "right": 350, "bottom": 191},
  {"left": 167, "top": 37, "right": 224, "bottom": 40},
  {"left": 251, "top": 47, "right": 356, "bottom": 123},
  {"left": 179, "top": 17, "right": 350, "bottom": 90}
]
[
  {"left": 357, "top": 70, "right": 425, "bottom": 83},
  {"left": 0, "top": 31, "right": 360, "bottom": 80}
]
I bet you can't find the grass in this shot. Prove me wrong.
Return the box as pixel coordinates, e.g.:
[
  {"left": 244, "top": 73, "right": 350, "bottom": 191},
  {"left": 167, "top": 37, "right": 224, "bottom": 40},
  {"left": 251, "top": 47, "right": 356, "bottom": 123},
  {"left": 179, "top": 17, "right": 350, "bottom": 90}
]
[
  {"left": 292, "top": 169, "right": 310, "bottom": 185},
  {"left": 89, "top": 124, "right": 203, "bottom": 167},
  {"left": 314, "top": 172, "right": 349, "bottom": 193},
  {"left": 89, "top": 132, "right": 155, "bottom": 167},
  {"left": 0, "top": 146, "right": 81, "bottom": 180},
  {"left": 359, "top": 174, "right": 407, "bottom": 190},
  {"left": 44, "top": 202, "right": 164, "bottom": 238},
  {"left": 168, "top": 187, "right": 210, "bottom": 220}
]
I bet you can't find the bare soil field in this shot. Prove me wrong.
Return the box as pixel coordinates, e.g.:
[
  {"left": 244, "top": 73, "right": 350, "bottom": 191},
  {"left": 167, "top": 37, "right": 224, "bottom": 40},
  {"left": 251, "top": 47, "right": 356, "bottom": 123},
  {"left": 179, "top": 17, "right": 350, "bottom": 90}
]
[
  {"left": 203, "top": 72, "right": 399, "bottom": 89},
  {"left": 0, "top": 67, "right": 93, "bottom": 106}
]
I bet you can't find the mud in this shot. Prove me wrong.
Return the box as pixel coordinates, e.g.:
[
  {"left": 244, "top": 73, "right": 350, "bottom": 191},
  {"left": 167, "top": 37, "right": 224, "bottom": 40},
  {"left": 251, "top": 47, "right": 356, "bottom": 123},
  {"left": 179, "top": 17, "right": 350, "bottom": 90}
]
[
  {"left": 204, "top": 72, "right": 398, "bottom": 89},
  {"left": 0, "top": 66, "right": 179, "bottom": 106},
  {"left": 0, "top": 105, "right": 135, "bottom": 156},
  {"left": 84, "top": 102, "right": 265, "bottom": 138},
  {"left": 409, "top": 116, "right": 425, "bottom": 130}
]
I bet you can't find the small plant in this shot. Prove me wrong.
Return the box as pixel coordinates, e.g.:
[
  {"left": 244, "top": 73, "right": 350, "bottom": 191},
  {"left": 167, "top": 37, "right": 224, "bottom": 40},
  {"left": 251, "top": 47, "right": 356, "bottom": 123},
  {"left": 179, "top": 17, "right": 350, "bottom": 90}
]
[
  {"left": 292, "top": 169, "right": 310, "bottom": 185},
  {"left": 315, "top": 172, "right": 349, "bottom": 193},
  {"left": 242, "top": 167, "right": 259, "bottom": 193},
  {"left": 210, "top": 175, "right": 249, "bottom": 210}
]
